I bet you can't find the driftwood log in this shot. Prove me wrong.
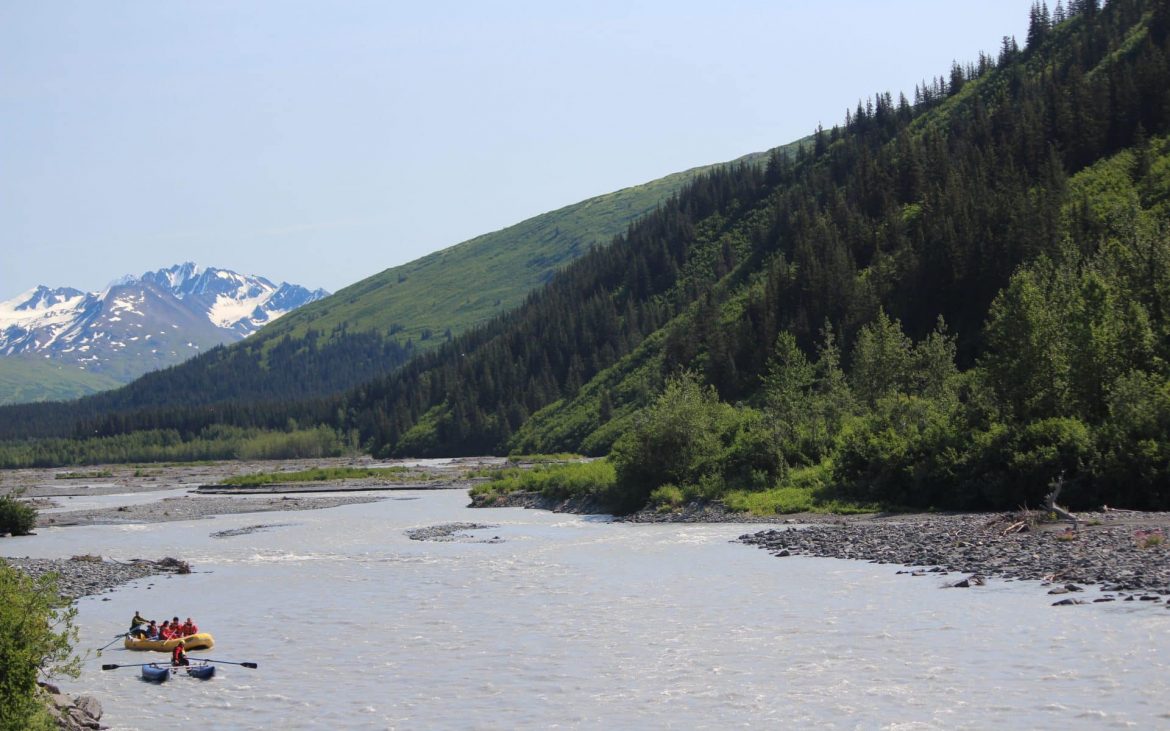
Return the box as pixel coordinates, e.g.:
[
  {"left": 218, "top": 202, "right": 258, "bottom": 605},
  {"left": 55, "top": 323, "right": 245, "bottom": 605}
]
[{"left": 1045, "top": 474, "right": 1079, "bottom": 532}]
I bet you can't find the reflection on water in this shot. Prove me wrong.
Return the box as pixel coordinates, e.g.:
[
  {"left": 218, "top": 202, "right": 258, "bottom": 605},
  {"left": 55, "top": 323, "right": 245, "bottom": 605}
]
[{"left": 6, "top": 489, "right": 1170, "bottom": 730}]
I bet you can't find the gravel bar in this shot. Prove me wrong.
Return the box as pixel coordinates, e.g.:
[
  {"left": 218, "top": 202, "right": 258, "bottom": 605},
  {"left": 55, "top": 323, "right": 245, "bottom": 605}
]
[
  {"left": 739, "top": 511, "right": 1170, "bottom": 597},
  {"left": 2, "top": 556, "right": 191, "bottom": 600}
]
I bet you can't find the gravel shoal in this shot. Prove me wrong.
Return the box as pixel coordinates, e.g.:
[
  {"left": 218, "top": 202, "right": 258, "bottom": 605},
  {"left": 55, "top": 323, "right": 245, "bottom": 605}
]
[
  {"left": 739, "top": 511, "right": 1170, "bottom": 596},
  {"left": 406, "top": 522, "right": 502, "bottom": 542},
  {"left": 2, "top": 556, "right": 190, "bottom": 600},
  {"left": 39, "top": 494, "right": 385, "bottom": 527}
]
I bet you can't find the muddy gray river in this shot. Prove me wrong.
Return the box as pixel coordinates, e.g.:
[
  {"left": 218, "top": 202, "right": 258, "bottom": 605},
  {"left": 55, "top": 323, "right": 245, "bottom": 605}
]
[{"left": 5, "top": 488, "right": 1169, "bottom": 729}]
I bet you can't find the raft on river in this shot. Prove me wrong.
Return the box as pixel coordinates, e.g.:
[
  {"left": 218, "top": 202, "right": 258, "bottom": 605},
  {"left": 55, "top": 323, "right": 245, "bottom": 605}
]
[
  {"left": 141, "top": 662, "right": 215, "bottom": 682},
  {"left": 124, "top": 632, "right": 214, "bottom": 652}
]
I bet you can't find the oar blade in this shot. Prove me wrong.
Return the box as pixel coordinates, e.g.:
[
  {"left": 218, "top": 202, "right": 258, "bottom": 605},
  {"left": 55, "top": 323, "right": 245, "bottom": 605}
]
[
  {"left": 101, "top": 664, "right": 119, "bottom": 670},
  {"left": 241, "top": 662, "right": 258, "bottom": 669}
]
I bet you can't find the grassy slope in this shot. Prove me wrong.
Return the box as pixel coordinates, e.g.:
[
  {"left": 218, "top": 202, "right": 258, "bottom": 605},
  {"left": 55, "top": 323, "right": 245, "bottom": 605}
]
[
  {"left": 0, "top": 356, "right": 123, "bottom": 406},
  {"left": 256, "top": 146, "right": 800, "bottom": 353}
]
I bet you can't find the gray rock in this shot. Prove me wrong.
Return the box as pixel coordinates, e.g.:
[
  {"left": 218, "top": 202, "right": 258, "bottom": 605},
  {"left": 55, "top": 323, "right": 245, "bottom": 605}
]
[{"left": 74, "top": 695, "right": 102, "bottom": 721}]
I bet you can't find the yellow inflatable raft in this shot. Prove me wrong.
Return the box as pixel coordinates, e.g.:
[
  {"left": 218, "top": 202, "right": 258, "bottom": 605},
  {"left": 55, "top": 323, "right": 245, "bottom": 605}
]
[{"left": 123, "top": 632, "right": 215, "bottom": 652}]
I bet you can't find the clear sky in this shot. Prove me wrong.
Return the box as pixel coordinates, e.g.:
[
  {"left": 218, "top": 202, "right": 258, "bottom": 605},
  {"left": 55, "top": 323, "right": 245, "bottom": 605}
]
[{"left": 1, "top": 1, "right": 1032, "bottom": 297}]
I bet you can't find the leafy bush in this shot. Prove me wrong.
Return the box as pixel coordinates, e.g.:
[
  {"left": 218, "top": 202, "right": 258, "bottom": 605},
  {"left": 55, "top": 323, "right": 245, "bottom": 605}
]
[
  {"left": 649, "top": 484, "right": 685, "bottom": 509},
  {"left": 0, "top": 563, "right": 80, "bottom": 730},
  {"left": 471, "top": 460, "right": 616, "bottom": 502},
  {"left": 608, "top": 372, "right": 737, "bottom": 511},
  {"left": 0, "top": 490, "right": 37, "bottom": 537},
  {"left": 725, "top": 486, "right": 815, "bottom": 514}
]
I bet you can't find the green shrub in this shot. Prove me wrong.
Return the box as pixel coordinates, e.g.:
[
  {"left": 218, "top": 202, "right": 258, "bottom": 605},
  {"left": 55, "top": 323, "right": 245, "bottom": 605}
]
[
  {"left": 0, "top": 491, "right": 37, "bottom": 537},
  {"left": 472, "top": 460, "right": 617, "bottom": 502},
  {"left": 649, "top": 484, "right": 685, "bottom": 508},
  {"left": 725, "top": 486, "right": 815, "bottom": 514},
  {"left": 0, "top": 563, "right": 80, "bottom": 730},
  {"left": 609, "top": 372, "right": 737, "bottom": 511}
]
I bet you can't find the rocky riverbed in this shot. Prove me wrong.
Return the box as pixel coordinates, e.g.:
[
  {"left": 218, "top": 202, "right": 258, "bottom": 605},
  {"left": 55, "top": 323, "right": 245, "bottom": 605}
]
[
  {"left": 738, "top": 510, "right": 1170, "bottom": 601},
  {"left": 38, "top": 493, "right": 387, "bottom": 527},
  {"left": 474, "top": 490, "right": 1170, "bottom": 600},
  {"left": 405, "top": 522, "right": 502, "bottom": 542},
  {"left": 2, "top": 555, "right": 192, "bottom": 600}
]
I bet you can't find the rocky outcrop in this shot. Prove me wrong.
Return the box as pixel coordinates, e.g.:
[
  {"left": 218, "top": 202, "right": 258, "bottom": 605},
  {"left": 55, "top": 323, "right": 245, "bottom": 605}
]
[{"left": 39, "top": 682, "right": 104, "bottom": 730}]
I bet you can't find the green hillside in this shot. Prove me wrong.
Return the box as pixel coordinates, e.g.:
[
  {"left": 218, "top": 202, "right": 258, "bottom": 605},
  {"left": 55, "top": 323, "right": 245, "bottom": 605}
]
[
  {"left": 0, "top": 357, "right": 122, "bottom": 406},
  {"left": 0, "top": 147, "right": 799, "bottom": 419},
  {"left": 260, "top": 148, "right": 788, "bottom": 350}
]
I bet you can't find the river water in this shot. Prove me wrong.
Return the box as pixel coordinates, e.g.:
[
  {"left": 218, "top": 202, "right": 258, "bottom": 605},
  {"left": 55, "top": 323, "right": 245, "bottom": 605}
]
[{"left": 5, "top": 488, "right": 1169, "bottom": 730}]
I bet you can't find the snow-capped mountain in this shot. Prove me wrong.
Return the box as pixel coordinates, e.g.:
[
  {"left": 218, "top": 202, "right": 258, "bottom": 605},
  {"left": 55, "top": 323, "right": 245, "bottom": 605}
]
[{"left": 0, "top": 263, "right": 329, "bottom": 385}]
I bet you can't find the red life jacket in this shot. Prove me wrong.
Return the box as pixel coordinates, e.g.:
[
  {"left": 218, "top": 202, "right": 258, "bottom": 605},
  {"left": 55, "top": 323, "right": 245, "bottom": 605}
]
[
  {"left": 171, "top": 645, "right": 186, "bottom": 665},
  {"left": 182, "top": 622, "right": 197, "bottom": 635}
]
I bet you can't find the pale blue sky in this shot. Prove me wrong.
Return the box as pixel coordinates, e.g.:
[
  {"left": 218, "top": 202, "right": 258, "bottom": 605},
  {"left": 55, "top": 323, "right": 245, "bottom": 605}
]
[{"left": 1, "top": 1, "right": 1031, "bottom": 296}]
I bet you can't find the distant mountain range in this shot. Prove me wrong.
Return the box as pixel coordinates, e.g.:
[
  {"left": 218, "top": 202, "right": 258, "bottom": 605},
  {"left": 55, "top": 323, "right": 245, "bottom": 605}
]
[{"left": 0, "top": 263, "right": 328, "bottom": 402}]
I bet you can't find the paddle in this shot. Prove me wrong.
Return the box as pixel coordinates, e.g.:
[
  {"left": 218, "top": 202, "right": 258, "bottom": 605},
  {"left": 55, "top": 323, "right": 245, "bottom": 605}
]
[
  {"left": 102, "top": 659, "right": 257, "bottom": 670},
  {"left": 96, "top": 633, "right": 127, "bottom": 655},
  {"left": 102, "top": 662, "right": 166, "bottom": 670},
  {"left": 199, "top": 659, "right": 259, "bottom": 669}
]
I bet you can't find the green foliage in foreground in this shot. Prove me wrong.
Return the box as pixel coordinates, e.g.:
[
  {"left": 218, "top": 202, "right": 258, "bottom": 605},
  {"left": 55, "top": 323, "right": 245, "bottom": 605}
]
[
  {"left": 0, "top": 564, "right": 80, "bottom": 731},
  {"left": 0, "top": 425, "right": 349, "bottom": 469},
  {"left": 470, "top": 460, "right": 617, "bottom": 503},
  {"left": 0, "top": 490, "right": 38, "bottom": 536},
  {"left": 219, "top": 465, "right": 422, "bottom": 487}
]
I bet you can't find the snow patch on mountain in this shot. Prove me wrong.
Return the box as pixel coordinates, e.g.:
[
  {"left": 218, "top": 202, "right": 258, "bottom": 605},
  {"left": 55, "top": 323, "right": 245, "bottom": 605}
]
[{"left": 0, "top": 263, "right": 329, "bottom": 385}]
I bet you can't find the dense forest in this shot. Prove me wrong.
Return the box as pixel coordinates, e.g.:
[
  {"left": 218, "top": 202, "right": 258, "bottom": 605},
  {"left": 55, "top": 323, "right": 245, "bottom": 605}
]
[{"left": 4, "top": 0, "right": 1170, "bottom": 514}]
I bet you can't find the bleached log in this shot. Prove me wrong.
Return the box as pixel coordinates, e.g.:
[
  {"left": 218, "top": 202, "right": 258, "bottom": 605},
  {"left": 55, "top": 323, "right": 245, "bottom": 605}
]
[{"left": 1045, "top": 474, "right": 1079, "bottom": 532}]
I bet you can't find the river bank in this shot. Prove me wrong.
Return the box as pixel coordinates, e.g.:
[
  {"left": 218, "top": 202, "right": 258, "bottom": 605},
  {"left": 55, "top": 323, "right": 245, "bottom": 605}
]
[
  {"left": 474, "top": 490, "right": 1170, "bottom": 599},
  {"left": 8, "top": 458, "right": 1170, "bottom": 601}
]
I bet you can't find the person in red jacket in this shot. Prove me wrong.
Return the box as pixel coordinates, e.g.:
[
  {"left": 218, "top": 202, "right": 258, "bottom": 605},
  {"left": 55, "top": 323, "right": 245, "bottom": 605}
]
[
  {"left": 181, "top": 617, "right": 198, "bottom": 636},
  {"left": 171, "top": 641, "right": 189, "bottom": 667},
  {"left": 160, "top": 621, "right": 176, "bottom": 641}
]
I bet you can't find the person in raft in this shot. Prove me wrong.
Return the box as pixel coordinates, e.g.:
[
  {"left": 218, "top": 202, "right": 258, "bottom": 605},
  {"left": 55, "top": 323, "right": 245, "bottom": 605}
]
[
  {"left": 146, "top": 620, "right": 160, "bottom": 640},
  {"left": 181, "top": 617, "right": 198, "bottom": 636},
  {"left": 159, "top": 620, "right": 177, "bottom": 641},
  {"left": 171, "top": 641, "right": 189, "bottom": 667},
  {"left": 129, "top": 610, "right": 149, "bottom": 634}
]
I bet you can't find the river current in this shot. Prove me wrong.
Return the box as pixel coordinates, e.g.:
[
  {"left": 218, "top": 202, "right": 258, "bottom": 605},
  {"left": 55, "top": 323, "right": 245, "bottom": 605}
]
[{"left": 5, "top": 487, "right": 1169, "bottom": 730}]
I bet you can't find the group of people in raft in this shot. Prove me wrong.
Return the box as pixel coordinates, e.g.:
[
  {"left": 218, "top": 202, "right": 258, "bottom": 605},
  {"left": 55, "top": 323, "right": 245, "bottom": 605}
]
[{"left": 128, "top": 611, "right": 199, "bottom": 666}]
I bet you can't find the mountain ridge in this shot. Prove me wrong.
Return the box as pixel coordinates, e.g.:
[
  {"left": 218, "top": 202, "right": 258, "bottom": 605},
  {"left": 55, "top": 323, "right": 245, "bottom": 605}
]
[{"left": 0, "top": 263, "right": 328, "bottom": 402}]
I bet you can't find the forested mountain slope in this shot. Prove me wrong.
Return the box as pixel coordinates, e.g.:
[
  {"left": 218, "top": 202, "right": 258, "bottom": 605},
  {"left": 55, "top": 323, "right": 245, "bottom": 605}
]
[{"left": 343, "top": 0, "right": 1170, "bottom": 510}]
